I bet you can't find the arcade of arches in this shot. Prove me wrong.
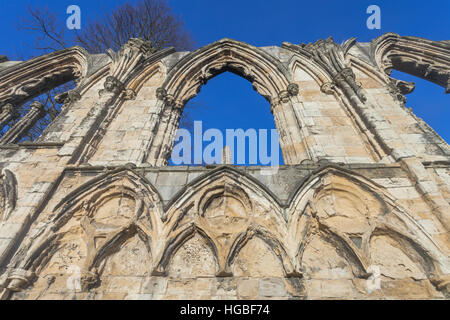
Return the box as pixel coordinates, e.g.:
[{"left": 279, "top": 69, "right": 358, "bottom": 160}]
[{"left": 0, "top": 34, "right": 449, "bottom": 299}]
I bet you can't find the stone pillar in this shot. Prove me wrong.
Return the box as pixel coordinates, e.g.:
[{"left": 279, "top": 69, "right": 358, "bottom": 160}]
[
  {"left": 147, "top": 100, "right": 183, "bottom": 167},
  {"left": 0, "top": 104, "right": 16, "bottom": 130},
  {"left": 159, "top": 103, "right": 183, "bottom": 166},
  {"left": 271, "top": 102, "right": 296, "bottom": 164},
  {"left": 143, "top": 87, "right": 186, "bottom": 166},
  {"left": 271, "top": 97, "right": 312, "bottom": 164},
  {"left": 0, "top": 101, "right": 45, "bottom": 144}
]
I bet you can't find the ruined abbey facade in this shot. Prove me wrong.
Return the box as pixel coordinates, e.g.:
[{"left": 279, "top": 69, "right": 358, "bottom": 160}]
[{"left": 0, "top": 33, "right": 449, "bottom": 300}]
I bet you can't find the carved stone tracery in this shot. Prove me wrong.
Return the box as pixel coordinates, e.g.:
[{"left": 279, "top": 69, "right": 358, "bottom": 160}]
[
  {"left": 372, "top": 33, "right": 450, "bottom": 94},
  {"left": 0, "top": 169, "right": 17, "bottom": 222}
]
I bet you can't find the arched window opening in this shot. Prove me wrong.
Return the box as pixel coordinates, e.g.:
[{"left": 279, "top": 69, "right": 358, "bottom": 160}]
[
  {"left": 169, "top": 72, "right": 284, "bottom": 166},
  {"left": 391, "top": 70, "right": 450, "bottom": 143},
  {"left": 0, "top": 80, "right": 76, "bottom": 144}
]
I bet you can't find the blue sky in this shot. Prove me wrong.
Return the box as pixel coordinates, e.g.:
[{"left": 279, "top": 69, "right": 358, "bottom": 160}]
[{"left": 0, "top": 0, "right": 448, "bottom": 165}]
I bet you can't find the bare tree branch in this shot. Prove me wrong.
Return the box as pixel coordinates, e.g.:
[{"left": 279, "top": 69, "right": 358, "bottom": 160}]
[
  {"left": 17, "top": 5, "right": 67, "bottom": 54},
  {"left": 74, "top": 0, "right": 194, "bottom": 53},
  {"left": 9, "top": 0, "right": 195, "bottom": 141}
]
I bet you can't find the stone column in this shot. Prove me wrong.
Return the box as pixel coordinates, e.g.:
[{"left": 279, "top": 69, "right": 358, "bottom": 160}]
[
  {"left": 0, "top": 104, "right": 16, "bottom": 130},
  {"left": 270, "top": 87, "right": 313, "bottom": 165},
  {"left": 147, "top": 100, "right": 183, "bottom": 167},
  {"left": 0, "top": 101, "right": 45, "bottom": 144},
  {"left": 271, "top": 102, "right": 297, "bottom": 164},
  {"left": 159, "top": 103, "right": 184, "bottom": 166},
  {"left": 143, "top": 87, "right": 186, "bottom": 166}
]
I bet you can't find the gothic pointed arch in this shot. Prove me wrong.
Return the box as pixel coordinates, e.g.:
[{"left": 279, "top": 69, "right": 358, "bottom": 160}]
[
  {"left": 225, "top": 224, "right": 296, "bottom": 277},
  {"left": 120, "top": 48, "right": 173, "bottom": 95},
  {"left": 164, "top": 166, "right": 283, "bottom": 219},
  {"left": 372, "top": 33, "right": 450, "bottom": 93},
  {"left": 144, "top": 39, "right": 306, "bottom": 166},
  {"left": 369, "top": 222, "right": 438, "bottom": 277},
  {"left": 67, "top": 43, "right": 175, "bottom": 165},
  {"left": 5, "top": 167, "right": 163, "bottom": 284},
  {"left": 155, "top": 223, "right": 220, "bottom": 277},
  {"left": 154, "top": 166, "right": 294, "bottom": 277},
  {"left": 0, "top": 47, "right": 90, "bottom": 109},
  {"left": 346, "top": 53, "right": 392, "bottom": 88},
  {"left": 288, "top": 200, "right": 371, "bottom": 278},
  {"left": 159, "top": 38, "right": 294, "bottom": 106},
  {"left": 286, "top": 165, "right": 450, "bottom": 279},
  {"left": 53, "top": 167, "right": 163, "bottom": 218},
  {"left": 280, "top": 38, "right": 389, "bottom": 163},
  {"left": 283, "top": 43, "right": 334, "bottom": 87}
]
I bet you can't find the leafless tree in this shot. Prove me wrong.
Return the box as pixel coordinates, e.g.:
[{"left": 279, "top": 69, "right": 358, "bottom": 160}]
[
  {"left": 18, "top": 5, "right": 67, "bottom": 53},
  {"left": 10, "top": 0, "right": 195, "bottom": 141},
  {"left": 75, "top": 0, "right": 194, "bottom": 53},
  {"left": 18, "top": 1, "right": 193, "bottom": 55}
]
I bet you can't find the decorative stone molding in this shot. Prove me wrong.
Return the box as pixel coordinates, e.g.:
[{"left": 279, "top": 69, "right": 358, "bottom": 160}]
[
  {"left": 99, "top": 76, "right": 124, "bottom": 97},
  {"left": 0, "top": 47, "right": 88, "bottom": 108},
  {"left": 29, "top": 101, "right": 44, "bottom": 112},
  {"left": 320, "top": 82, "right": 336, "bottom": 95},
  {"left": 372, "top": 33, "right": 450, "bottom": 93},
  {"left": 95, "top": 38, "right": 160, "bottom": 101},
  {"left": 155, "top": 87, "right": 181, "bottom": 108},
  {"left": 4, "top": 269, "right": 35, "bottom": 292},
  {"left": 276, "top": 83, "right": 299, "bottom": 104},
  {"left": 289, "top": 38, "right": 367, "bottom": 103},
  {"left": 109, "top": 38, "right": 157, "bottom": 64},
  {"left": 54, "top": 89, "right": 82, "bottom": 105},
  {"left": 334, "top": 67, "right": 355, "bottom": 81},
  {"left": 384, "top": 77, "right": 415, "bottom": 106},
  {"left": 334, "top": 67, "right": 367, "bottom": 102},
  {"left": 160, "top": 38, "right": 291, "bottom": 107},
  {"left": 146, "top": 39, "right": 306, "bottom": 165},
  {"left": 53, "top": 92, "right": 66, "bottom": 104},
  {"left": 394, "top": 79, "right": 415, "bottom": 95},
  {"left": 108, "top": 38, "right": 157, "bottom": 84},
  {"left": 0, "top": 169, "right": 17, "bottom": 222},
  {"left": 123, "top": 88, "right": 137, "bottom": 100},
  {"left": 0, "top": 103, "right": 18, "bottom": 129},
  {"left": 0, "top": 34, "right": 449, "bottom": 300}
]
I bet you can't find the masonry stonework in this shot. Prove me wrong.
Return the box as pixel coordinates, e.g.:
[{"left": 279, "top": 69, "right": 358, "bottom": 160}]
[{"left": 0, "top": 34, "right": 449, "bottom": 299}]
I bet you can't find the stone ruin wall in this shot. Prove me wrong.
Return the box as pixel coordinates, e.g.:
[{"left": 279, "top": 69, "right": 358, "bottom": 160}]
[{"left": 0, "top": 33, "right": 448, "bottom": 299}]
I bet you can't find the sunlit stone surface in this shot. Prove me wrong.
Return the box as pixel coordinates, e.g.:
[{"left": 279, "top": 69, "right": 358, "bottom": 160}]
[{"left": 0, "top": 34, "right": 449, "bottom": 299}]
